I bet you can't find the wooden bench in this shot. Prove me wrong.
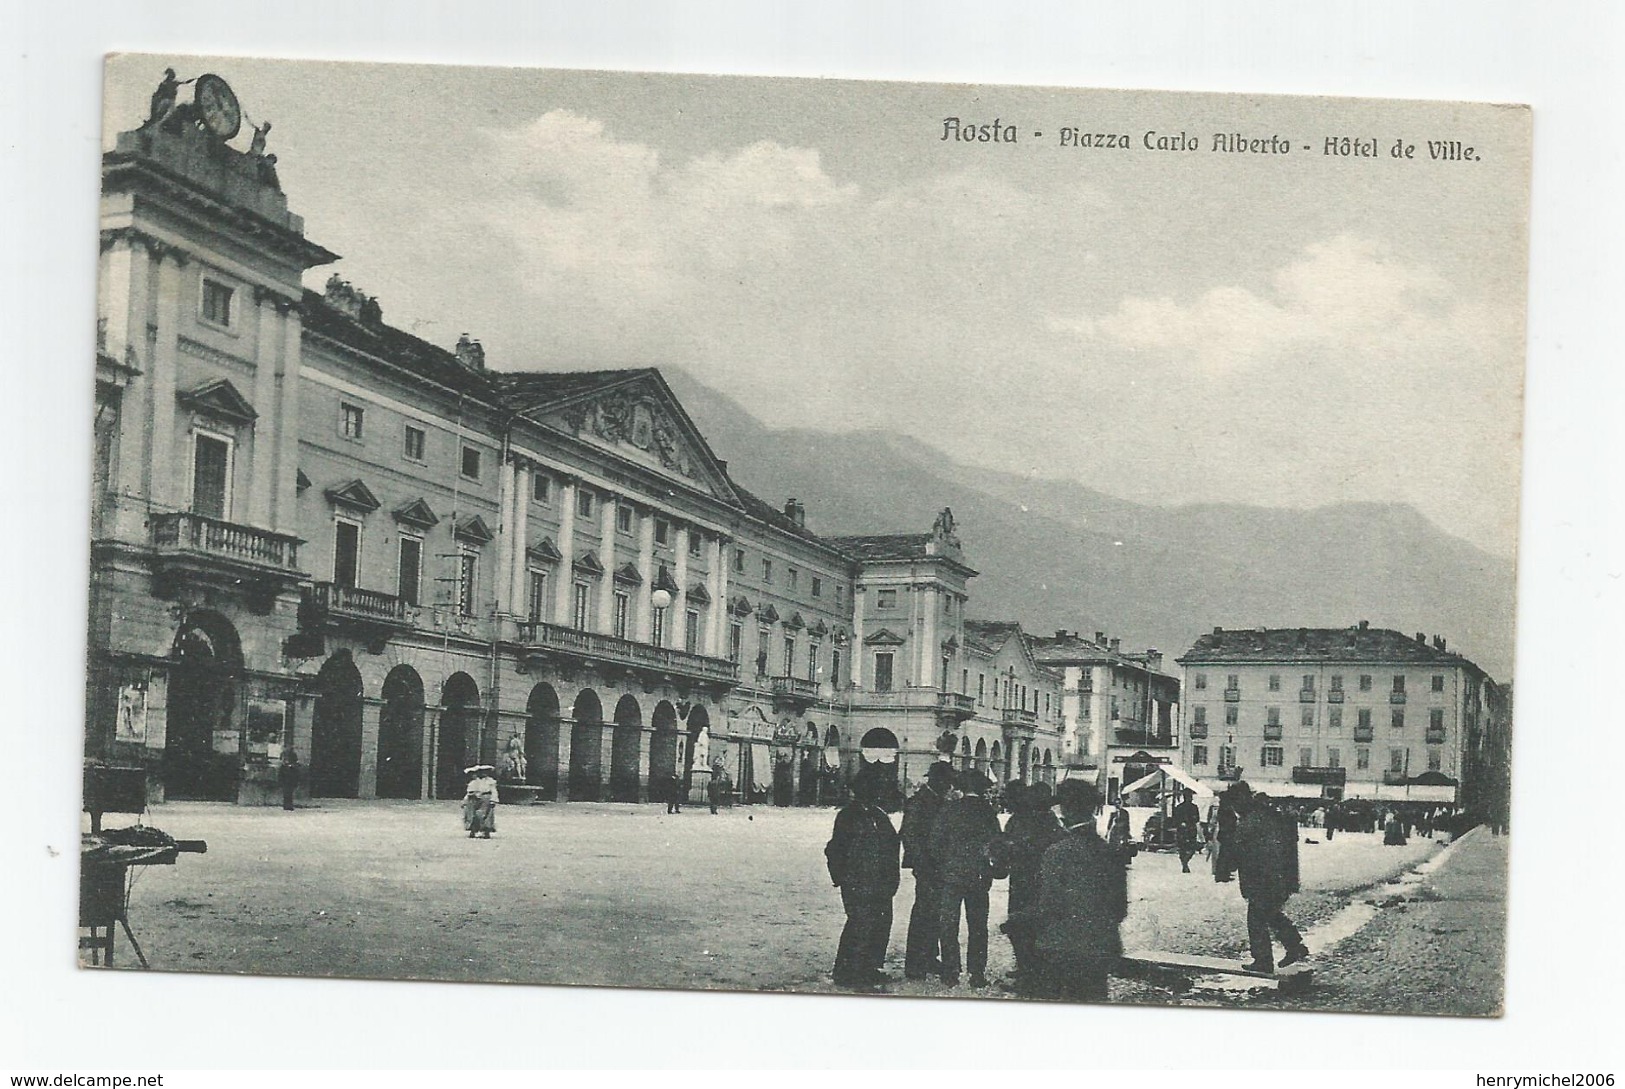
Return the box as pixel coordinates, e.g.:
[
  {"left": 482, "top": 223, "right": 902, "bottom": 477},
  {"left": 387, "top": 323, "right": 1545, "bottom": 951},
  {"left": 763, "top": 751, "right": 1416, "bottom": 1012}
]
[{"left": 1118, "top": 950, "right": 1315, "bottom": 994}]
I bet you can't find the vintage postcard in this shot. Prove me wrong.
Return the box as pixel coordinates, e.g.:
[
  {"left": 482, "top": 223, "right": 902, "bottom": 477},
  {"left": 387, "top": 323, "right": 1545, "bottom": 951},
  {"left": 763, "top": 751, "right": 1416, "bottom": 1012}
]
[{"left": 84, "top": 53, "right": 1528, "bottom": 1015}]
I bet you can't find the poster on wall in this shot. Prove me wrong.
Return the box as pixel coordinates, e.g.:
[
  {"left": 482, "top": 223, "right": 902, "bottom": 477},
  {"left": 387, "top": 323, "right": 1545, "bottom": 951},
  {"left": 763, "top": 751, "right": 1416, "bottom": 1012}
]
[{"left": 114, "top": 683, "right": 147, "bottom": 744}]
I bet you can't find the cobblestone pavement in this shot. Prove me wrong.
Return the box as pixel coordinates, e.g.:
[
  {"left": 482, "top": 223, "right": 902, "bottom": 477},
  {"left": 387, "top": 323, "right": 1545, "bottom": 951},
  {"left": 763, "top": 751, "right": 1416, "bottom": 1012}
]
[{"left": 102, "top": 800, "right": 1468, "bottom": 1013}]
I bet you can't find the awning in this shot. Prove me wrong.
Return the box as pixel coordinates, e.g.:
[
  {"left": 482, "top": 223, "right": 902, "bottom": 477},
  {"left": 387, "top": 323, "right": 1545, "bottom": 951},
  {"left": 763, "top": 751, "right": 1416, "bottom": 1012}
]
[
  {"left": 860, "top": 747, "right": 897, "bottom": 764},
  {"left": 1258, "top": 782, "right": 1328, "bottom": 800},
  {"left": 1119, "top": 764, "right": 1216, "bottom": 801}
]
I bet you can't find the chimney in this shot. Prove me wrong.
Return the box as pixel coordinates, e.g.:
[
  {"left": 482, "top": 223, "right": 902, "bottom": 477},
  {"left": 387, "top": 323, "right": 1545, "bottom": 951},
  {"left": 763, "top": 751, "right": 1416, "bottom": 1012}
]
[
  {"left": 1054, "top": 630, "right": 1070, "bottom": 642},
  {"left": 783, "top": 498, "right": 805, "bottom": 527},
  {"left": 1358, "top": 620, "right": 1369, "bottom": 631},
  {"left": 455, "top": 333, "right": 486, "bottom": 371},
  {"left": 1147, "top": 649, "right": 1163, "bottom": 673},
  {"left": 1415, "top": 632, "right": 1426, "bottom": 644},
  {"left": 1434, "top": 635, "right": 1447, "bottom": 652},
  {"left": 1095, "top": 631, "right": 1107, "bottom": 645},
  {"left": 1109, "top": 637, "right": 1120, "bottom": 653},
  {"left": 1212, "top": 626, "right": 1224, "bottom": 636}
]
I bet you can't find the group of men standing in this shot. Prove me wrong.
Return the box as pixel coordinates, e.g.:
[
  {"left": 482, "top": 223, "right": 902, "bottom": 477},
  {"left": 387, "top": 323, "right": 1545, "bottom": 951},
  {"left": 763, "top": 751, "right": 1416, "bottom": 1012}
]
[{"left": 822, "top": 764, "right": 1309, "bottom": 1000}]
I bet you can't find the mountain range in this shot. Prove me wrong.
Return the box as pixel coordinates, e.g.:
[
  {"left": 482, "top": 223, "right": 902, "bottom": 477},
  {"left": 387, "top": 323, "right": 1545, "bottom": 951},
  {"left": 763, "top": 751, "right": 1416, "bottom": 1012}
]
[{"left": 660, "top": 368, "right": 1518, "bottom": 681}]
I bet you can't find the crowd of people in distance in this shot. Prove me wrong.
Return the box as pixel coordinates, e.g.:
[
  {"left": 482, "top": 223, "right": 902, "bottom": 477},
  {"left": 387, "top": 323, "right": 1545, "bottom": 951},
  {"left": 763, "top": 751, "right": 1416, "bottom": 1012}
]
[{"left": 822, "top": 762, "right": 1311, "bottom": 998}]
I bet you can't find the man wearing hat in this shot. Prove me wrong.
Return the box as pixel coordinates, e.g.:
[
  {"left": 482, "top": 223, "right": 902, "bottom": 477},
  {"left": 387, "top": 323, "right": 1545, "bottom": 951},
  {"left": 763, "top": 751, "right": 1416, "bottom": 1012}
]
[
  {"left": 900, "top": 761, "right": 954, "bottom": 980},
  {"left": 1173, "top": 787, "right": 1203, "bottom": 874},
  {"left": 1228, "top": 782, "right": 1309, "bottom": 973},
  {"left": 462, "top": 765, "right": 499, "bottom": 838},
  {"left": 929, "top": 768, "right": 1002, "bottom": 987},
  {"left": 1010, "top": 778, "right": 1126, "bottom": 1002},
  {"left": 997, "top": 780, "right": 1064, "bottom": 981},
  {"left": 824, "top": 770, "right": 902, "bottom": 988}
]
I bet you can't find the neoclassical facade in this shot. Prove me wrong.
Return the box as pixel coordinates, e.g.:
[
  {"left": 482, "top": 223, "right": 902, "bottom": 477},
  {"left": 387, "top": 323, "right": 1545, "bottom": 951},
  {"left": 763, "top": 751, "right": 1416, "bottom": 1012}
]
[{"left": 87, "top": 75, "right": 1066, "bottom": 807}]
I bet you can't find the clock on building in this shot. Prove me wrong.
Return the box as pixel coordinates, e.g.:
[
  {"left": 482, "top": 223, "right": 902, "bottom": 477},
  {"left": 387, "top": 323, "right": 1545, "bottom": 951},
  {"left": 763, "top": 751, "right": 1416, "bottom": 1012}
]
[{"left": 192, "top": 74, "right": 241, "bottom": 141}]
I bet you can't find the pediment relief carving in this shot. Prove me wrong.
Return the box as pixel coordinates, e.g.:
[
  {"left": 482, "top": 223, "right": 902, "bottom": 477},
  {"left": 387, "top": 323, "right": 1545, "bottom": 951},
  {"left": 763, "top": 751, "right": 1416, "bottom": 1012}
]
[
  {"left": 324, "top": 479, "right": 381, "bottom": 513},
  {"left": 865, "top": 628, "right": 906, "bottom": 647},
  {"left": 179, "top": 378, "right": 257, "bottom": 426}
]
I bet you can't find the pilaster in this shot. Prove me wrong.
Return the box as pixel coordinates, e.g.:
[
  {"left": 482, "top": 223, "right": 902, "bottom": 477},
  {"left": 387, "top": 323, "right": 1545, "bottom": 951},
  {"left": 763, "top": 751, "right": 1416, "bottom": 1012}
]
[
  {"left": 596, "top": 496, "right": 617, "bottom": 631},
  {"left": 705, "top": 536, "right": 725, "bottom": 656},
  {"left": 273, "top": 306, "right": 304, "bottom": 534},
  {"left": 553, "top": 478, "right": 577, "bottom": 622},
  {"left": 495, "top": 456, "right": 517, "bottom": 614},
  {"left": 358, "top": 696, "right": 384, "bottom": 799},
  {"left": 635, "top": 509, "right": 655, "bottom": 641},
  {"left": 149, "top": 247, "right": 185, "bottom": 510},
  {"left": 247, "top": 289, "right": 282, "bottom": 528},
  {"left": 673, "top": 525, "right": 690, "bottom": 648},
  {"left": 509, "top": 461, "right": 531, "bottom": 617}
]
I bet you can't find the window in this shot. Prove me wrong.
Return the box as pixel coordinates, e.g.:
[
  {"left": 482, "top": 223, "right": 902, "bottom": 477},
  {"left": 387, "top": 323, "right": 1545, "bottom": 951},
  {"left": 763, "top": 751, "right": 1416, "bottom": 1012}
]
[
  {"left": 340, "top": 402, "right": 365, "bottom": 440},
  {"left": 756, "top": 627, "right": 770, "bottom": 674},
  {"left": 1431, "top": 674, "right": 1445, "bottom": 693},
  {"left": 1429, "top": 708, "right": 1445, "bottom": 731},
  {"left": 762, "top": 558, "right": 773, "bottom": 583},
  {"left": 652, "top": 606, "right": 668, "bottom": 646},
  {"left": 1261, "top": 746, "right": 1284, "bottom": 767},
  {"left": 783, "top": 636, "right": 796, "bottom": 676},
  {"left": 1356, "top": 747, "right": 1370, "bottom": 770},
  {"left": 613, "top": 591, "right": 630, "bottom": 639},
  {"left": 200, "top": 277, "right": 234, "bottom": 327},
  {"left": 529, "top": 570, "right": 548, "bottom": 625},
  {"left": 458, "top": 552, "right": 479, "bottom": 617},
  {"left": 1194, "top": 673, "right": 1207, "bottom": 690},
  {"left": 831, "top": 649, "right": 842, "bottom": 688},
  {"left": 1330, "top": 674, "right": 1344, "bottom": 691},
  {"left": 615, "top": 505, "right": 633, "bottom": 534},
  {"left": 1225, "top": 706, "right": 1239, "bottom": 726},
  {"left": 1359, "top": 674, "right": 1373, "bottom": 692},
  {"left": 1268, "top": 674, "right": 1281, "bottom": 691},
  {"left": 403, "top": 424, "right": 425, "bottom": 461},
  {"left": 1226, "top": 674, "right": 1239, "bottom": 691},
  {"left": 1298, "top": 746, "right": 1313, "bottom": 768},
  {"left": 942, "top": 657, "right": 952, "bottom": 692},
  {"left": 1358, "top": 708, "right": 1372, "bottom": 729},
  {"left": 1192, "top": 744, "right": 1209, "bottom": 766},
  {"left": 811, "top": 576, "right": 823, "bottom": 598},
  {"left": 1427, "top": 749, "right": 1442, "bottom": 773},
  {"left": 532, "top": 474, "right": 550, "bottom": 503},
  {"left": 576, "top": 491, "right": 594, "bottom": 520},
  {"left": 1266, "top": 707, "right": 1281, "bottom": 726},
  {"left": 398, "top": 536, "right": 422, "bottom": 606},
  {"left": 874, "top": 651, "right": 895, "bottom": 692},
  {"left": 460, "top": 445, "right": 482, "bottom": 481},
  {"left": 977, "top": 674, "right": 986, "bottom": 705},
  {"left": 333, "top": 520, "right": 360, "bottom": 589},
  {"left": 835, "top": 585, "right": 844, "bottom": 607},
  {"left": 728, "top": 623, "right": 742, "bottom": 663},
  {"left": 572, "top": 583, "right": 590, "bottom": 630},
  {"left": 1194, "top": 706, "right": 1208, "bottom": 725},
  {"left": 685, "top": 610, "right": 700, "bottom": 654},
  {"left": 733, "top": 549, "right": 745, "bottom": 573},
  {"left": 655, "top": 519, "right": 670, "bottom": 546},
  {"left": 1329, "top": 706, "right": 1343, "bottom": 730},
  {"left": 788, "top": 567, "right": 799, "bottom": 591},
  {"left": 1218, "top": 745, "right": 1237, "bottom": 770},
  {"left": 810, "top": 642, "right": 822, "bottom": 683},
  {"left": 1300, "top": 707, "right": 1315, "bottom": 730},
  {"left": 1390, "top": 748, "right": 1406, "bottom": 774},
  {"left": 1327, "top": 747, "right": 1341, "bottom": 768},
  {"left": 876, "top": 588, "right": 898, "bottom": 609},
  {"left": 1391, "top": 708, "right": 1406, "bottom": 730},
  {"left": 190, "top": 432, "right": 231, "bottom": 519},
  {"left": 1302, "top": 674, "right": 1315, "bottom": 691},
  {"left": 1392, "top": 674, "right": 1406, "bottom": 693},
  {"left": 688, "top": 532, "right": 701, "bottom": 558}
]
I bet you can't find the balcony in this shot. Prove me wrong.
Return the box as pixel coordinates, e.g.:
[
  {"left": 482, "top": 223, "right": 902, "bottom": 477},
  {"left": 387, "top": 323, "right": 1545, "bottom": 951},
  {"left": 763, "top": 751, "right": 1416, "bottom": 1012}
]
[
  {"left": 518, "top": 621, "right": 739, "bottom": 690},
  {"left": 1390, "top": 691, "right": 1408, "bottom": 704},
  {"left": 1112, "top": 726, "right": 1177, "bottom": 748},
  {"left": 150, "top": 512, "right": 303, "bottom": 604},
  {"left": 1299, "top": 689, "right": 1316, "bottom": 703},
  {"left": 1223, "top": 688, "right": 1241, "bottom": 702},
  {"left": 939, "top": 691, "right": 977, "bottom": 722},
  {"left": 1426, "top": 727, "right": 1447, "bottom": 744},
  {"left": 1002, "top": 706, "right": 1039, "bottom": 728},
  {"left": 300, "top": 583, "right": 410, "bottom": 651},
  {"left": 1216, "top": 766, "right": 1243, "bottom": 782},
  {"left": 1383, "top": 770, "right": 1410, "bottom": 785},
  {"left": 1327, "top": 689, "right": 1345, "bottom": 703},
  {"left": 1188, "top": 722, "right": 1209, "bottom": 740},
  {"left": 770, "top": 675, "right": 821, "bottom": 712},
  {"left": 1353, "top": 726, "right": 1375, "bottom": 743},
  {"left": 1292, "top": 765, "right": 1347, "bottom": 786},
  {"left": 1263, "top": 724, "right": 1283, "bottom": 741}
]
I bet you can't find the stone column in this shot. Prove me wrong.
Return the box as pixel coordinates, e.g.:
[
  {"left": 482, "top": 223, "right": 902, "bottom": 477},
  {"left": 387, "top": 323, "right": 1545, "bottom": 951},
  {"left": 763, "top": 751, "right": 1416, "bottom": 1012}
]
[
  {"left": 421, "top": 705, "right": 440, "bottom": 801},
  {"left": 599, "top": 723, "right": 618, "bottom": 797},
  {"left": 149, "top": 247, "right": 184, "bottom": 511},
  {"left": 596, "top": 497, "right": 618, "bottom": 632},
  {"left": 635, "top": 509, "right": 655, "bottom": 641},
  {"left": 102, "top": 234, "right": 152, "bottom": 538},
  {"left": 673, "top": 525, "right": 690, "bottom": 649},
  {"left": 358, "top": 696, "right": 384, "bottom": 799},
  {"left": 247, "top": 289, "right": 283, "bottom": 529},
  {"left": 919, "top": 583, "right": 938, "bottom": 688},
  {"left": 553, "top": 717, "right": 573, "bottom": 803},
  {"left": 636, "top": 726, "right": 653, "bottom": 802},
  {"left": 553, "top": 478, "right": 577, "bottom": 622},
  {"left": 273, "top": 306, "right": 304, "bottom": 534},
  {"left": 705, "top": 536, "right": 726, "bottom": 656},
  {"left": 851, "top": 587, "right": 866, "bottom": 688},
  {"left": 495, "top": 456, "right": 517, "bottom": 615},
  {"left": 508, "top": 461, "right": 531, "bottom": 618}
]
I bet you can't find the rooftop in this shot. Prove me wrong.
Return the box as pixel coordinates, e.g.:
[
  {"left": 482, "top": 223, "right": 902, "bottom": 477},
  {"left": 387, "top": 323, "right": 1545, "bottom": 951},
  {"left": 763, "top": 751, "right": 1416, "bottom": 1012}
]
[
  {"left": 826, "top": 533, "right": 935, "bottom": 562},
  {"left": 492, "top": 368, "right": 657, "bottom": 414},
  {"left": 1178, "top": 624, "right": 1475, "bottom": 668}
]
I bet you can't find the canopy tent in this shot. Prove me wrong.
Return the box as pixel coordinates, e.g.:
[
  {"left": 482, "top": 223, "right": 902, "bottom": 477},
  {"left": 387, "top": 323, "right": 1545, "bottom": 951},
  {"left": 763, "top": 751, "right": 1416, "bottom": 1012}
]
[{"left": 1120, "top": 763, "right": 1215, "bottom": 801}]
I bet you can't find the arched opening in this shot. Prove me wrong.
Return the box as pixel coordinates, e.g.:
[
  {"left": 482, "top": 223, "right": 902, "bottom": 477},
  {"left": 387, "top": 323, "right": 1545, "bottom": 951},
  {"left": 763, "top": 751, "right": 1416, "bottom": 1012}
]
[
  {"left": 974, "top": 738, "right": 989, "bottom": 776},
  {"left": 1020, "top": 740, "right": 1033, "bottom": 784},
  {"left": 163, "top": 611, "right": 243, "bottom": 800},
  {"left": 858, "top": 727, "right": 901, "bottom": 803},
  {"left": 311, "top": 652, "right": 364, "bottom": 799},
  {"left": 568, "top": 689, "right": 604, "bottom": 801},
  {"left": 959, "top": 735, "right": 972, "bottom": 771},
  {"left": 991, "top": 740, "right": 1004, "bottom": 785},
  {"left": 524, "top": 683, "right": 562, "bottom": 797},
  {"left": 822, "top": 724, "right": 842, "bottom": 805},
  {"left": 684, "top": 703, "right": 712, "bottom": 792},
  {"left": 1043, "top": 748, "right": 1054, "bottom": 785},
  {"left": 609, "top": 694, "right": 645, "bottom": 802},
  {"left": 649, "top": 700, "right": 680, "bottom": 803},
  {"left": 377, "top": 665, "right": 425, "bottom": 799},
  {"left": 436, "top": 673, "right": 481, "bottom": 800},
  {"left": 799, "top": 723, "right": 821, "bottom": 806}
]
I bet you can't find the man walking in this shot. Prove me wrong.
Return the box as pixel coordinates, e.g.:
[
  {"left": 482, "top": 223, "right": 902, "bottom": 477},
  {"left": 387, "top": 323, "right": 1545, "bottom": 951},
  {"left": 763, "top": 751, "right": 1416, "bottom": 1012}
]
[
  {"left": 997, "top": 780, "right": 1064, "bottom": 982},
  {"left": 930, "top": 770, "right": 1001, "bottom": 988},
  {"left": 278, "top": 749, "right": 300, "bottom": 811},
  {"left": 1172, "top": 787, "right": 1202, "bottom": 873},
  {"left": 1230, "top": 783, "right": 1309, "bottom": 973},
  {"left": 900, "top": 762, "right": 953, "bottom": 980},
  {"left": 1008, "top": 778, "right": 1126, "bottom": 1002},
  {"left": 824, "top": 772, "right": 901, "bottom": 989}
]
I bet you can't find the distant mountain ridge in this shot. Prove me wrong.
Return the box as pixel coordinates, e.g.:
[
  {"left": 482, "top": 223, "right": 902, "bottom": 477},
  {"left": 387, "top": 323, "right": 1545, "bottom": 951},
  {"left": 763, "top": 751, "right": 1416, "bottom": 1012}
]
[{"left": 659, "top": 368, "right": 1517, "bottom": 680}]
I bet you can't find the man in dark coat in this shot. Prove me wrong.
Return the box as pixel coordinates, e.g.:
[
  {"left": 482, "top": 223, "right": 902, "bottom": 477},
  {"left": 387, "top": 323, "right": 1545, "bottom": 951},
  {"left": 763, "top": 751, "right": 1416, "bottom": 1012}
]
[
  {"left": 1172, "top": 787, "right": 1202, "bottom": 873},
  {"left": 663, "top": 771, "right": 684, "bottom": 814},
  {"left": 1213, "top": 788, "right": 1240, "bottom": 882},
  {"left": 1230, "top": 783, "right": 1309, "bottom": 973},
  {"left": 278, "top": 750, "right": 300, "bottom": 811},
  {"left": 929, "top": 769, "right": 1001, "bottom": 987},
  {"left": 900, "top": 761, "right": 954, "bottom": 980},
  {"left": 825, "top": 771, "right": 902, "bottom": 988},
  {"left": 997, "top": 780, "right": 1064, "bottom": 981},
  {"left": 1008, "top": 778, "right": 1126, "bottom": 1002}
]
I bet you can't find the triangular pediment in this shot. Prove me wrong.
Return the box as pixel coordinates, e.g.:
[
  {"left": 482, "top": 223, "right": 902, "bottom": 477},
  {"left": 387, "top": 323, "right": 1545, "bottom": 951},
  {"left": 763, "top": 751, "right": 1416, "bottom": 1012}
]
[
  {"left": 392, "top": 497, "right": 439, "bottom": 529},
  {"left": 686, "top": 582, "right": 712, "bottom": 605},
  {"left": 652, "top": 565, "right": 681, "bottom": 593},
  {"left": 296, "top": 469, "right": 312, "bottom": 493},
  {"left": 527, "top": 537, "right": 562, "bottom": 563},
  {"left": 865, "top": 628, "right": 906, "bottom": 647},
  {"left": 324, "top": 479, "right": 381, "bottom": 513},
  {"left": 785, "top": 611, "right": 805, "bottom": 631},
  {"left": 515, "top": 371, "right": 743, "bottom": 508},
  {"left": 454, "top": 515, "right": 493, "bottom": 544},
  {"left": 572, "top": 552, "right": 604, "bottom": 576},
  {"left": 179, "top": 378, "right": 257, "bottom": 425},
  {"left": 729, "top": 594, "right": 754, "bottom": 617},
  {"left": 613, "top": 562, "right": 643, "bottom": 586},
  {"left": 808, "top": 618, "right": 829, "bottom": 637},
  {"left": 757, "top": 604, "right": 780, "bottom": 624}
]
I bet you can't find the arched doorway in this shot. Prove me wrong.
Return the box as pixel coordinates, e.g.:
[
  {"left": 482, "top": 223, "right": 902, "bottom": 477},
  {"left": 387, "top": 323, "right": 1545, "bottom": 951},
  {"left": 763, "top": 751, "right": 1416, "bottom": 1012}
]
[
  {"left": 311, "top": 652, "right": 364, "bottom": 798},
  {"left": 959, "top": 735, "right": 972, "bottom": 771},
  {"left": 649, "top": 700, "right": 681, "bottom": 803},
  {"left": 377, "top": 665, "right": 425, "bottom": 799},
  {"left": 798, "top": 724, "right": 821, "bottom": 806},
  {"left": 568, "top": 689, "right": 604, "bottom": 801},
  {"left": 974, "top": 738, "right": 989, "bottom": 777},
  {"left": 524, "top": 683, "right": 561, "bottom": 797},
  {"left": 163, "top": 611, "right": 243, "bottom": 800},
  {"left": 991, "top": 740, "right": 1004, "bottom": 784},
  {"left": 822, "top": 724, "right": 842, "bottom": 805},
  {"left": 609, "top": 694, "right": 645, "bottom": 802},
  {"left": 436, "top": 673, "right": 481, "bottom": 800},
  {"left": 1043, "top": 748, "right": 1054, "bottom": 785},
  {"left": 858, "top": 727, "right": 901, "bottom": 803}
]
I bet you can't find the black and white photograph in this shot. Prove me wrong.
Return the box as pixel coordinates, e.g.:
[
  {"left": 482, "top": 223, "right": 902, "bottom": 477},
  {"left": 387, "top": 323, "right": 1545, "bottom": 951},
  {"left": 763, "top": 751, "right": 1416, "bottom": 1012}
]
[{"left": 74, "top": 51, "right": 1536, "bottom": 1024}]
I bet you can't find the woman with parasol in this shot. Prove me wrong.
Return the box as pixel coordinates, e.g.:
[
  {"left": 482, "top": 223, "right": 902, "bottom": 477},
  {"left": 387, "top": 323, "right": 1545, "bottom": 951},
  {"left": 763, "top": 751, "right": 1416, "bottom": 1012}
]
[{"left": 462, "top": 765, "right": 499, "bottom": 839}]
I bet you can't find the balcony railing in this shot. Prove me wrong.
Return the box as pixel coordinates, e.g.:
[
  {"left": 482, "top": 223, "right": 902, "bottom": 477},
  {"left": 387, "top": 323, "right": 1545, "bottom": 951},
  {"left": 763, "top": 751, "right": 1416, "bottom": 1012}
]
[
  {"left": 1299, "top": 689, "right": 1316, "bottom": 703},
  {"left": 1001, "top": 706, "right": 1038, "bottom": 727},
  {"left": 1353, "top": 726, "right": 1375, "bottom": 743},
  {"left": 1216, "top": 766, "right": 1243, "bottom": 781},
  {"left": 1112, "top": 726, "right": 1177, "bottom": 748},
  {"left": 306, "top": 582, "right": 406, "bottom": 624},
  {"left": 939, "top": 692, "right": 977, "bottom": 719},
  {"left": 1223, "top": 688, "right": 1241, "bottom": 702},
  {"left": 519, "top": 621, "right": 739, "bottom": 686},
  {"left": 151, "top": 511, "right": 301, "bottom": 570},
  {"left": 771, "top": 676, "right": 820, "bottom": 700},
  {"left": 1390, "top": 691, "right": 1408, "bottom": 704},
  {"left": 1327, "top": 689, "right": 1345, "bottom": 703},
  {"left": 1189, "top": 723, "right": 1209, "bottom": 740},
  {"left": 1263, "top": 724, "right": 1283, "bottom": 741},
  {"left": 1425, "top": 727, "right": 1447, "bottom": 744}
]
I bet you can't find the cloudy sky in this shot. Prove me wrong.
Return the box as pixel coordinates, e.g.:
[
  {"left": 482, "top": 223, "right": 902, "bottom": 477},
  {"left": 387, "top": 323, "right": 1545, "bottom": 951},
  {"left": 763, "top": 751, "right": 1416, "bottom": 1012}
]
[{"left": 104, "top": 55, "right": 1530, "bottom": 557}]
